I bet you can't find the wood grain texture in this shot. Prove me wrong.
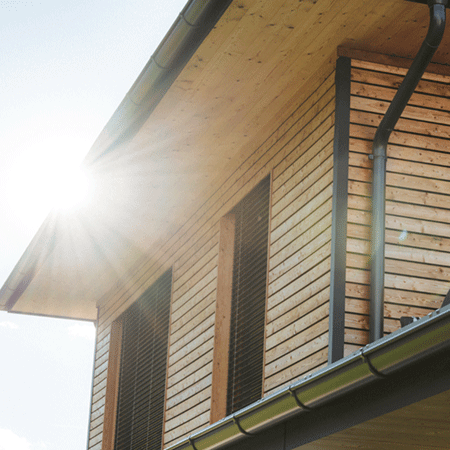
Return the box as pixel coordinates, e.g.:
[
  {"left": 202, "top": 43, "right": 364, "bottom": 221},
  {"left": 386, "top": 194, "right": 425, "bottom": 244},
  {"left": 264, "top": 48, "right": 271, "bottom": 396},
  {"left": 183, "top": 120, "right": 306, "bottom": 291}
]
[
  {"left": 86, "top": 0, "right": 450, "bottom": 445},
  {"left": 210, "top": 215, "right": 235, "bottom": 423},
  {"left": 346, "top": 57, "right": 450, "bottom": 347},
  {"left": 265, "top": 71, "right": 334, "bottom": 393}
]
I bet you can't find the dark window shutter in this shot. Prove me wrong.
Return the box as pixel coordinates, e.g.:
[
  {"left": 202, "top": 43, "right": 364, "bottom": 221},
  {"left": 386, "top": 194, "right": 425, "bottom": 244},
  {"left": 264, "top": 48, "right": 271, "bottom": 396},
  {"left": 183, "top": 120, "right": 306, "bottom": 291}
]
[
  {"left": 114, "top": 270, "right": 172, "bottom": 450},
  {"left": 226, "top": 176, "right": 270, "bottom": 415}
]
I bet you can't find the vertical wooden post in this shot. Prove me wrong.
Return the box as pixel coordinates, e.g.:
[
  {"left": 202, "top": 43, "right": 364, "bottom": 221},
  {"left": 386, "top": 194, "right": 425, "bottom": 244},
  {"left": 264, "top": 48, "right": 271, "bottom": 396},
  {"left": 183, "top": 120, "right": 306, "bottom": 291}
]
[
  {"left": 102, "top": 320, "right": 123, "bottom": 450},
  {"left": 210, "top": 214, "right": 235, "bottom": 423}
]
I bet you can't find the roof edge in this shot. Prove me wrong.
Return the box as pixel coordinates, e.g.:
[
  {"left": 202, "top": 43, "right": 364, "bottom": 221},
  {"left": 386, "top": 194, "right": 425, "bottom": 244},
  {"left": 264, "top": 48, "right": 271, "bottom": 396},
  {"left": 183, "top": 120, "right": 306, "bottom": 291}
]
[
  {"left": 0, "top": 0, "right": 233, "bottom": 318},
  {"left": 84, "top": 0, "right": 233, "bottom": 165},
  {"left": 0, "top": 212, "right": 58, "bottom": 312}
]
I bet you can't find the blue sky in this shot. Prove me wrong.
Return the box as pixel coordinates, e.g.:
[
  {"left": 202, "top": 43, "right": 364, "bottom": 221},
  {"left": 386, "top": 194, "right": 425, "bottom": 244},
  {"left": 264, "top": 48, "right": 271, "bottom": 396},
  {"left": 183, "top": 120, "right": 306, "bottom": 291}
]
[
  {"left": 0, "top": 314, "right": 95, "bottom": 450},
  {"left": 0, "top": 0, "right": 186, "bottom": 448}
]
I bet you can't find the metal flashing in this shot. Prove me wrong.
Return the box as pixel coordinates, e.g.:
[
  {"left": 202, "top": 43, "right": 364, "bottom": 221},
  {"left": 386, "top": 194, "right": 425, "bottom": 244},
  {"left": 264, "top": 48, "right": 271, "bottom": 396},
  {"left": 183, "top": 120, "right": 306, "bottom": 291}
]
[{"left": 328, "top": 56, "right": 351, "bottom": 364}]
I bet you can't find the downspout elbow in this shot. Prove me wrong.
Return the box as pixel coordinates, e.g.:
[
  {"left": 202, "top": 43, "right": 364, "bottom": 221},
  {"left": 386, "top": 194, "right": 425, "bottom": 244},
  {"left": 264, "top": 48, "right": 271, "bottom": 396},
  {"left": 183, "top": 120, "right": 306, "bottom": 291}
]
[
  {"left": 370, "top": 0, "right": 447, "bottom": 343},
  {"left": 426, "top": 0, "right": 447, "bottom": 48},
  {"left": 371, "top": 128, "right": 390, "bottom": 160}
]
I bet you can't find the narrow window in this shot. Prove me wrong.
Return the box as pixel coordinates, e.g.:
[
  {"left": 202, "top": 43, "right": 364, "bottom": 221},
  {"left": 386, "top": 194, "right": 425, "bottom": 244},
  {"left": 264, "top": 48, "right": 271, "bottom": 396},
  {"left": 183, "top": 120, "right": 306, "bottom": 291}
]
[
  {"left": 211, "top": 176, "right": 270, "bottom": 421},
  {"left": 114, "top": 270, "right": 172, "bottom": 449},
  {"left": 227, "top": 176, "right": 270, "bottom": 414}
]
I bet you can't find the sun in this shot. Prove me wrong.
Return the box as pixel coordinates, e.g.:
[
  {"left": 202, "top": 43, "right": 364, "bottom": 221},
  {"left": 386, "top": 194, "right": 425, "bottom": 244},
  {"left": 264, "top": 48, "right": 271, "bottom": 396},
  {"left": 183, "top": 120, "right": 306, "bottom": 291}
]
[{"left": 51, "top": 166, "right": 91, "bottom": 211}]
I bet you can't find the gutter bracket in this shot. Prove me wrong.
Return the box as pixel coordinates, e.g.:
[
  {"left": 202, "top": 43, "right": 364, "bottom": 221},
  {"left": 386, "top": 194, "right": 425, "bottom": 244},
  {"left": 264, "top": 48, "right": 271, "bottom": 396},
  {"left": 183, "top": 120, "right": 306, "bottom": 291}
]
[
  {"left": 181, "top": 12, "right": 202, "bottom": 28},
  {"left": 149, "top": 55, "right": 166, "bottom": 70},
  {"left": 359, "top": 348, "right": 387, "bottom": 379},
  {"left": 188, "top": 436, "right": 199, "bottom": 450},
  {"left": 288, "top": 386, "right": 312, "bottom": 411},
  {"left": 232, "top": 414, "right": 255, "bottom": 436}
]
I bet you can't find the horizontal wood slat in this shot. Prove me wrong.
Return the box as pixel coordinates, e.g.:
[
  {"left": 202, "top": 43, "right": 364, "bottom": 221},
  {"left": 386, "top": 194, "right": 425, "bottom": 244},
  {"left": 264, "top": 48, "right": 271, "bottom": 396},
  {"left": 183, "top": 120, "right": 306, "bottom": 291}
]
[
  {"left": 345, "top": 58, "right": 450, "bottom": 353},
  {"left": 264, "top": 344, "right": 328, "bottom": 394},
  {"left": 167, "top": 357, "right": 213, "bottom": 393},
  {"left": 267, "top": 274, "right": 330, "bottom": 325},
  {"left": 265, "top": 71, "right": 333, "bottom": 393},
  {"left": 90, "top": 49, "right": 336, "bottom": 448}
]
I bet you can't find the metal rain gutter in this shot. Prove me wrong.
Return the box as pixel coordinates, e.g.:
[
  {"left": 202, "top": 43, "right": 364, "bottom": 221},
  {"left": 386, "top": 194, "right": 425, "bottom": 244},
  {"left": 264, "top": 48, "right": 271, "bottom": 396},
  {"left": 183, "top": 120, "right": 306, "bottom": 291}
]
[
  {"left": 86, "top": 0, "right": 233, "bottom": 164},
  {"left": 370, "top": 0, "right": 447, "bottom": 342},
  {"left": 0, "top": 212, "right": 59, "bottom": 311},
  {"left": 0, "top": 0, "right": 233, "bottom": 314},
  {"left": 166, "top": 304, "right": 450, "bottom": 450}
]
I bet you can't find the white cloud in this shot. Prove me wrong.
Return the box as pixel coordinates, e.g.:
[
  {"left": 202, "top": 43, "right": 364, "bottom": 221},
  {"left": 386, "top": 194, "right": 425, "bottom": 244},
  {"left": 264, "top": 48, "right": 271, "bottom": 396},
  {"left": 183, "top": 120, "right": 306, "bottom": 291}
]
[
  {"left": 0, "top": 321, "right": 19, "bottom": 330},
  {"left": 0, "top": 429, "right": 31, "bottom": 450},
  {"left": 67, "top": 323, "right": 95, "bottom": 341}
]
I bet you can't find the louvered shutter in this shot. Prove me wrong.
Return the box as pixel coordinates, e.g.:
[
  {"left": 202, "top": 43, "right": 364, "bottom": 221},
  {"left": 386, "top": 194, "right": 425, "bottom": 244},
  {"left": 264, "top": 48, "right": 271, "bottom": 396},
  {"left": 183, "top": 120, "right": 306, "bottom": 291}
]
[
  {"left": 114, "top": 270, "right": 172, "bottom": 450},
  {"left": 226, "top": 176, "right": 270, "bottom": 415}
]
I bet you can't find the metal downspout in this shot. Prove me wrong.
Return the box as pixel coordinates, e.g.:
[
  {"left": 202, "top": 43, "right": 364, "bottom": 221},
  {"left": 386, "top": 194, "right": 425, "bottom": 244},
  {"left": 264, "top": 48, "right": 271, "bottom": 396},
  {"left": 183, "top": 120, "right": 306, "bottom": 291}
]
[{"left": 370, "top": 0, "right": 447, "bottom": 342}]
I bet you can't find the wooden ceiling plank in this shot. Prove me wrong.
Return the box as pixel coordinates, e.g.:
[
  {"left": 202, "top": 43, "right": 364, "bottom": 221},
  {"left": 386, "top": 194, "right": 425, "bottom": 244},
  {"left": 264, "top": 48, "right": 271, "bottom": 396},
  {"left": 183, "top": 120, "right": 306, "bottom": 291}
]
[
  {"left": 180, "top": 0, "right": 289, "bottom": 103},
  {"left": 165, "top": 0, "right": 346, "bottom": 136},
  {"left": 134, "top": 0, "right": 261, "bottom": 136},
  {"left": 179, "top": 0, "right": 260, "bottom": 83},
  {"left": 205, "top": 0, "right": 380, "bottom": 154},
  {"left": 363, "top": 4, "right": 425, "bottom": 55},
  {"left": 184, "top": 1, "right": 351, "bottom": 160},
  {"left": 340, "top": 2, "right": 406, "bottom": 51},
  {"left": 163, "top": 4, "right": 304, "bottom": 143}
]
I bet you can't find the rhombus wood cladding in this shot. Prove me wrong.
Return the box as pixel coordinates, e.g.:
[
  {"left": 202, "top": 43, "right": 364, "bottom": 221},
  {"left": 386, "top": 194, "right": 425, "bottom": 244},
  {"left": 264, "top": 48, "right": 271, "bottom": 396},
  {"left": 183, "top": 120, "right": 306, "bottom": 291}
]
[{"left": 345, "top": 59, "right": 450, "bottom": 355}]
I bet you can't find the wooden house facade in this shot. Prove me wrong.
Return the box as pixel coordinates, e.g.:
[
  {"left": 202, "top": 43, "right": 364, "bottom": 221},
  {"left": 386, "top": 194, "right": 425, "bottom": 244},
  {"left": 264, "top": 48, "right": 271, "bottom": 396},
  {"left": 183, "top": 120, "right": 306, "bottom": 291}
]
[
  {"left": 96, "top": 59, "right": 337, "bottom": 449},
  {"left": 2, "top": 1, "right": 450, "bottom": 449}
]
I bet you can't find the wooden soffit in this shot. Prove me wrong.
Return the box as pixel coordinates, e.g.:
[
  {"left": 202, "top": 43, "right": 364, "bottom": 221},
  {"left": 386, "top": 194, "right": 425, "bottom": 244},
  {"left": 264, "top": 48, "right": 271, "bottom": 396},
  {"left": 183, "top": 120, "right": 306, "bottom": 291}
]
[{"left": 4, "top": 0, "right": 450, "bottom": 319}]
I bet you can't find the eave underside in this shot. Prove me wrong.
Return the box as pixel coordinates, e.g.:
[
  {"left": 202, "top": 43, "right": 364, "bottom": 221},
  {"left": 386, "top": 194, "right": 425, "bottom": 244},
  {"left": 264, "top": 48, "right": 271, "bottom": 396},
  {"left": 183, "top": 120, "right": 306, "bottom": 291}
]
[{"left": 4, "top": 0, "right": 450, "bottom": 319}]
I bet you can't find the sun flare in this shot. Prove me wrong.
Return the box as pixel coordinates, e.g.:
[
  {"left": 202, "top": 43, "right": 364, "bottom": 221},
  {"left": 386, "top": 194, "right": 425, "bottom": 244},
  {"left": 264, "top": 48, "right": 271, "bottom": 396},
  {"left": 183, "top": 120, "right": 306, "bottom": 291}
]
[{"left": 52, "top": 166, "right": 91, "bottom": 211}]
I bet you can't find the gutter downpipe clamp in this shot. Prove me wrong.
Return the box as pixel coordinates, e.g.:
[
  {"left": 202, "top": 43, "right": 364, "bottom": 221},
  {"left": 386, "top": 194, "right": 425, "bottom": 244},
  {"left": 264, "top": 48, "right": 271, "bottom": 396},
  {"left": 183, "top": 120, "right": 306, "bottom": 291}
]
[{"left": 370, "top": 0, "right": 447, "bottom": 343}]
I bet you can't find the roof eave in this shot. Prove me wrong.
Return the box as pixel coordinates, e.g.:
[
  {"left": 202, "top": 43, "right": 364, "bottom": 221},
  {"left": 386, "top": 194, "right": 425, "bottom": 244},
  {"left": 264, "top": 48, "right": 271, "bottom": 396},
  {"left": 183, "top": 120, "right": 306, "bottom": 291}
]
[{"left": 0, "top": 0, "right": 233, "bottom": 320}]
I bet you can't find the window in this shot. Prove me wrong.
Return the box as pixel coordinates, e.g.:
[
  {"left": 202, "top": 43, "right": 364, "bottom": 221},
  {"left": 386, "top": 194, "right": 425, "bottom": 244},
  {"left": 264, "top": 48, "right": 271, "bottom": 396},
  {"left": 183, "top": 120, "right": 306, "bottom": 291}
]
[
  {"left": 227, "top": 176, "right": 270, "bottom": 414},
  {"left": 114, "top": 270, "right": 172, "bottom": 449},
  {"left": 212, "top": 176, "right": 270, "bottom": 421}
]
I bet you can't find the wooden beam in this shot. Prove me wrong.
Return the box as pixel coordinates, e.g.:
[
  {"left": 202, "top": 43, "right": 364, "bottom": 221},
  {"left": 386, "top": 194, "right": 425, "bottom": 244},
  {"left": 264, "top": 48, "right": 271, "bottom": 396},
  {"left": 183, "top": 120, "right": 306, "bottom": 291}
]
[{"left": 210, "top": 214, "right": 235, "bottom": 424}]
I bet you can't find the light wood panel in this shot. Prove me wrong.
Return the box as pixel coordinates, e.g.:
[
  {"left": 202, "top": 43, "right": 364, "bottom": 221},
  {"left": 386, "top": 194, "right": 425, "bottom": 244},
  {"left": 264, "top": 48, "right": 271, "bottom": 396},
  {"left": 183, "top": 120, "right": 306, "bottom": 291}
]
[
  {"left": 89, "top": 41, "right": 338, "bottom": 449},
  {"left": 345, "top": 57, "right": 450, "bottom": 350},
  {"left": 265, "top": 70, "right": 334, "bottom": 394},
  {"left": 299, "top": 388, "right": 450, "bottom": 450},
  {"left": 86, "top": 0, "right": 450, "bottom": 445},
  {"left": 210, "top": 215, "right": 235, "bottom": 423}
]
